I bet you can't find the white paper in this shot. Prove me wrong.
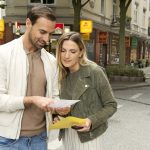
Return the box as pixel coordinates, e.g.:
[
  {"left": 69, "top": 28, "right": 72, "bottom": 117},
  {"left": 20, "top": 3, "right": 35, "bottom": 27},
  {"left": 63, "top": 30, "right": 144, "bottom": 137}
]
[{"left": 49, "top": 99, "right": 80, "bottom": 108}]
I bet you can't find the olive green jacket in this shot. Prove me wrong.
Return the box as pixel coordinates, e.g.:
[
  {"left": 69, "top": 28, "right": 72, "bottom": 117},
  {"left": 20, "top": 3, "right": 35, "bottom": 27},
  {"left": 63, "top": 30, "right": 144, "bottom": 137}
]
[{"left": 60, "top": 64, "right": 117, "bottom": 143}]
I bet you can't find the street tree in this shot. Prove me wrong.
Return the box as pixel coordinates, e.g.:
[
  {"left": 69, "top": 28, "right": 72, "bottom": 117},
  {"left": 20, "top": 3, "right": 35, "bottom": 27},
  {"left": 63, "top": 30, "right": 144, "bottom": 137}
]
[
  {"left": 119, "top": 0, "right": 132, "bottom": 66},
  {"left": 72, "top": 0, "right": 90, "bottom": 32}
]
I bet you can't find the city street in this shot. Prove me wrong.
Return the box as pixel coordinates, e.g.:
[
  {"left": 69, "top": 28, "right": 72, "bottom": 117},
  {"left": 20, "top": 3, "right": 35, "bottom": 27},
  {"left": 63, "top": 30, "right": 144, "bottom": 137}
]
[
  {"left": 114, "top": 86, "right": 150, "bottom": 105},
  {"left": 103, "top": 86, "right": 150, "bottom": 150},
  {"left": 48, "top": 86, "right": 150, "bottom": 150}
]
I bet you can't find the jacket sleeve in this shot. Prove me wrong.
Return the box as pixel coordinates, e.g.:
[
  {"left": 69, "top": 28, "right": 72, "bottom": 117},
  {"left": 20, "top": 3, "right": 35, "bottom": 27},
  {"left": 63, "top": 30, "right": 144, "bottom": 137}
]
[
  {"left": 45, "top": 52, "right": 60, "bottom": 101},
  {"left": 88, "top": 66, "right": 117, "bottom": 130},
  {"left": 52, "top": 66, "right": 60, "bottom": 101},
  {"left": 0, "top": 47, "right": 24, "bottom": 113}
]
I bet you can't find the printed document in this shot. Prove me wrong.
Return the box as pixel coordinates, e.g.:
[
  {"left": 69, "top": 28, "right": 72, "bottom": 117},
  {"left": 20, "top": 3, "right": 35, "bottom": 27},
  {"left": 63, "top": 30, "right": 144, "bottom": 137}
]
[{"left": 49, "top": 99, "right": 80, "bottom": 108}]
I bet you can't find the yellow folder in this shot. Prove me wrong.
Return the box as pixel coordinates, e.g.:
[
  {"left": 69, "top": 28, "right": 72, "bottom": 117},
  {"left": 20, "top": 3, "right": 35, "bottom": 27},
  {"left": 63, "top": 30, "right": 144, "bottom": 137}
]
[{"left": 49, "top": 116, "right": 86, "bottom": 130}]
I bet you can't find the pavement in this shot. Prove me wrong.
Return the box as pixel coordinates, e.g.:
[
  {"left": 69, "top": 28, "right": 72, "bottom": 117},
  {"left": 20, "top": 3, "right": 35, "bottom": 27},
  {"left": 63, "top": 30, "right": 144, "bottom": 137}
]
[
  {"left": 102, "top": 97, "right": 150, "bottom": 150},
  {"left": 103, "top": 66, "right": 150, "bottom": 150},
  {"left": 110, "top": 66, "right": 150, "bottom": 90}
]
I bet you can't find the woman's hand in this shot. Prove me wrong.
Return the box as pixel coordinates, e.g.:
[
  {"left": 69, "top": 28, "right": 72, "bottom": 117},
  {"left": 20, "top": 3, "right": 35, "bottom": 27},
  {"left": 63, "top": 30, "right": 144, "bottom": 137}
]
[
  {"left": 53, "top": 115, "right": 60, "bottom": 124},
  {"left": 76, "top": 118, "right": 92, "bottom": 132}
]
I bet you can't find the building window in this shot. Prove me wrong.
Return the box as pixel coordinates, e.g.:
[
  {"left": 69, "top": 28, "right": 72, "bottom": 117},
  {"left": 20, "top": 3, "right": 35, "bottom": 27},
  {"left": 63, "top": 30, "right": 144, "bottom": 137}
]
[
  {"left": 134, "top": 3, "right": 138, "bottom": 23},
  {"left": 112, "top": 0, "right": 118, "bottom": 23},
  {"left": 142, "top": 9, "right": 146, "bottom": 26},
  {"left": 30, "top": 0, "right": 54, "bottom": 4},
  {"left": 101, "top": 0, "right": 105, "bottom": 14}
]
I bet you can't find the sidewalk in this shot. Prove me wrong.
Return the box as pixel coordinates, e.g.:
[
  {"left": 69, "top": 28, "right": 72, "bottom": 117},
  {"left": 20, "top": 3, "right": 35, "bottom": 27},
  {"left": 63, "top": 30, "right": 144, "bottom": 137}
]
[{"left": 110, "top": 66, "right": 150, "bottom": 90}]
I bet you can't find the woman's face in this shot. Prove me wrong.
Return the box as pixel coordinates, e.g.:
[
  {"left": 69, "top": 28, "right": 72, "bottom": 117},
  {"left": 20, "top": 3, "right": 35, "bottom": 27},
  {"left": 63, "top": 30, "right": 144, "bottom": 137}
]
[{"left": 60, "top": 40, "right": 82, "bottom": 73}]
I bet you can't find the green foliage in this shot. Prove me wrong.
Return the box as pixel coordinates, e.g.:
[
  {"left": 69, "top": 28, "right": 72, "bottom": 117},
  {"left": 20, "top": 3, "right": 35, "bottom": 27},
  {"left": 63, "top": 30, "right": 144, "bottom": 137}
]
[{"left": 106, "top": 65, "right": 145, "bottom": 78}]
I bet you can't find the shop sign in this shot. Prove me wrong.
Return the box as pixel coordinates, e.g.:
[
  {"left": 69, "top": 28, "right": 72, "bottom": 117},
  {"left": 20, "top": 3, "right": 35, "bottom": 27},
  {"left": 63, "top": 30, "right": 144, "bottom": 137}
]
[
  {"left": 15, "top": 22, "right": 21, "bottom": 35},
  {"left": 125, "top": 37, "right": 130, "bottom": 47},
  {"left": 131, "top": 37, "right": 138, "bottom": 48},
  {"left": 64, "top": 26, "right": 71, "bottom": 33},
  {"left": 99, "top": 32, "right": 108, "bottom": 44},
  {"left": 0, "top": 18, "right": 4, "bottom": 32},
  {"left": 80, "top": 20, "right": 93, "bottom": 33},
  {"left": 54, "top": 23, "right": 64, "bottom": 34},
  {"left": 13, "top": 24, "right": 26, "bottom": 34},
  {"left": 81, "top": 33, "right": 90, "bottom": 40},
  {"left": 15, "top": 21, "right": 20, "bottom": 29}
]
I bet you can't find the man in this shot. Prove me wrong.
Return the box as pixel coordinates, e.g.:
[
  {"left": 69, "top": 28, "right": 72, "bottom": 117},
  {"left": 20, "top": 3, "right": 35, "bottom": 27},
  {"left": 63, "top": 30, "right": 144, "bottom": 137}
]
[{"left": 0, "top": 5, "right": 59, "bottom": 150}]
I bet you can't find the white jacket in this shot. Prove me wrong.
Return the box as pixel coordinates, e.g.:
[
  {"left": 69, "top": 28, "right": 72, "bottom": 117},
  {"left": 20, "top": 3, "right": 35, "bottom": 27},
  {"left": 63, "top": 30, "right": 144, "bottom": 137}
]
[{"left": 0, "top": 36, "right": 59, "bottom": 140}]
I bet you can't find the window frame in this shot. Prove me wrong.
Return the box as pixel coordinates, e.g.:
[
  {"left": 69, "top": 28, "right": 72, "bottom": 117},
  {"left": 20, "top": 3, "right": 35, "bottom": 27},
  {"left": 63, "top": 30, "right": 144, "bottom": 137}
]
[
  {"left": 29, "top": 0, "right": 55, "bottom": 5},
  {"left": 142, "top": 8, "right": 146, "bottom": 27},
  {"left": 100, "top": 0, "right": 105, "bottom": 15},
  {"left": 133, "top": 2, "right": 138, "bottom": 23}
]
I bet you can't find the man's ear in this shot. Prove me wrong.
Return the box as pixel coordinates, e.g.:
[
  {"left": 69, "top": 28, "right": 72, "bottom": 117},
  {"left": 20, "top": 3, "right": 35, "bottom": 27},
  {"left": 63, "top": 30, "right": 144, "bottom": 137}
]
[{"left": 26, "top": 18, "right": 32, "bottom": 28}]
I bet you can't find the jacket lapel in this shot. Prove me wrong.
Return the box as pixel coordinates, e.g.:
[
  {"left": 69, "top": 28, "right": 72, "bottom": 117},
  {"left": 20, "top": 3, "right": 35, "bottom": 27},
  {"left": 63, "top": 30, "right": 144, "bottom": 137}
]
[{"left": 72, "top": 65, "right": 90, "bottom": 100}]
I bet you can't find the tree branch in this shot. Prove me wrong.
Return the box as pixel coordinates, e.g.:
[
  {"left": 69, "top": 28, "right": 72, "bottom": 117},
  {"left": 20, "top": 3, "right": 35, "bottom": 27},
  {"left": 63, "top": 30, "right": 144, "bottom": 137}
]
[
  {"left": 125, "top": 0, "right": 132, "bottom": 12},
  {"left": 81, "top": 0, "right": 90, "bottom": 8}
]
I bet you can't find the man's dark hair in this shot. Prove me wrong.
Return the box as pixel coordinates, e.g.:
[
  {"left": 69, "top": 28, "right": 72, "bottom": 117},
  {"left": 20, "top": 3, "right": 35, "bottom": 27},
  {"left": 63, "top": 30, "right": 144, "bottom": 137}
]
[{"left": 27, "top": 5, "right": 56, "bottom": 25}]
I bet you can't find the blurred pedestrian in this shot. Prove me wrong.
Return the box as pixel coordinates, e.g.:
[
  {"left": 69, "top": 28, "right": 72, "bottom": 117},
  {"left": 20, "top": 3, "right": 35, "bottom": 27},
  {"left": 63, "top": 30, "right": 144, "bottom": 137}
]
[
  {"left": 56, "top": 31, "right": 117, "bottom": 150},
  {"left": 0, "top": 5, "right": 61, "bottom": 150}
]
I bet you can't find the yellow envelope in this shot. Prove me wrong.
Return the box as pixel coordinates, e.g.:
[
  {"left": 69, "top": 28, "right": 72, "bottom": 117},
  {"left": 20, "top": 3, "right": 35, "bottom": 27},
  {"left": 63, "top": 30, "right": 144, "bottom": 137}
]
[{"left": 49, "top": 116, "right": 86, "bottom": 130}]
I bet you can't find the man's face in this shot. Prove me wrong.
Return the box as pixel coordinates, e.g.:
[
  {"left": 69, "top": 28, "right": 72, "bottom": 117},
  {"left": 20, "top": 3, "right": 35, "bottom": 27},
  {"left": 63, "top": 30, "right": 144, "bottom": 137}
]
[{"left": 27, "top": 17, "right": 56, "bottom": 50}]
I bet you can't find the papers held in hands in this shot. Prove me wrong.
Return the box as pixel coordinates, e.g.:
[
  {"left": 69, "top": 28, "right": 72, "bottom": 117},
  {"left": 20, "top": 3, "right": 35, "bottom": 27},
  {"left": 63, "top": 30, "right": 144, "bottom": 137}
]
[
  {"left": 49, "top": 99, "right": 80, "bottom": 108},
  {"left": 49, "top": 116, "right": 86, "bottom": 130}
]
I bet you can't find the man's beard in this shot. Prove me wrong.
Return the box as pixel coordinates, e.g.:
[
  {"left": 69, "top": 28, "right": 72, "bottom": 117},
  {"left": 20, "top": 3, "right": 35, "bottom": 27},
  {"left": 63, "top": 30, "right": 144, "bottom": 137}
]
[{"left": 28, "top": 32, "right": 46, "bottom": 50}]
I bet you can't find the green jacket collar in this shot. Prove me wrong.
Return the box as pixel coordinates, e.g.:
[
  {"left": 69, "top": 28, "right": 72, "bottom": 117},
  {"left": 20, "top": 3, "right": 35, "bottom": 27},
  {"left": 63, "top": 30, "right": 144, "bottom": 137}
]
[{"left": 72, "top": 65, "right": 91, "bottom": 100}]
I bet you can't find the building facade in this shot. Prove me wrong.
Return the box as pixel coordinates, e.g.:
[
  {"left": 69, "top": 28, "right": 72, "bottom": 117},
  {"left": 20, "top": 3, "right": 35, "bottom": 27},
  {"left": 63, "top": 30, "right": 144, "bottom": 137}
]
[{"left": 1, "top": 0, "right": 150, "bottom": 66}]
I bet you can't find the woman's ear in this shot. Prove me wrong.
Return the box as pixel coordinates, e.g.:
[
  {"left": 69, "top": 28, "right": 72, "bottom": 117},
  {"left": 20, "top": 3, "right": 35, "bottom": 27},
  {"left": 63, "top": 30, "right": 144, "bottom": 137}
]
[{"left": 79, "top": 50, "right": 83, "bottom": 58}]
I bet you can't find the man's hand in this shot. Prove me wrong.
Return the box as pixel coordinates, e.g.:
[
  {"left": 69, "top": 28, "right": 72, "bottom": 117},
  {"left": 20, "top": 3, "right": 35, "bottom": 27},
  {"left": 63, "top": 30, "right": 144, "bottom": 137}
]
[
  {"left": 55, "top": 107, "right": 70, "bottom": 116},
  {"left": 24, "top": 96, "right": 54, "bottom": 112}
]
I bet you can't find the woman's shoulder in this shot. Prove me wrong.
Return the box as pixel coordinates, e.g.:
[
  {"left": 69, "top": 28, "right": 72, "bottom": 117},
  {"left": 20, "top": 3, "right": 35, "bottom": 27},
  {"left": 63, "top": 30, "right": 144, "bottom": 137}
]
[{"left": 87, "top": 63, "right": 105, "bottom": 74}]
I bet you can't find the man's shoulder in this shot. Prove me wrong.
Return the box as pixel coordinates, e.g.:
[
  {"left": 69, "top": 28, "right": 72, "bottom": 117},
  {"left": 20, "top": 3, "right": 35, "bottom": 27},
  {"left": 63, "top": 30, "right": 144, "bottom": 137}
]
[
  {"left": 41, "top": 49, "right": 56, "bottom": 63},
  {"left": 0, "top": 37, "right": 23, "bottom": 63},
  {"left": 0, "top": 39, "right": 17, "bottom": 57},
  {"left": 46, "top": 51, "right": 56, "bottom": 60},
  {"left": 0, "top": 39, "right": 17, "bottom": 50}
]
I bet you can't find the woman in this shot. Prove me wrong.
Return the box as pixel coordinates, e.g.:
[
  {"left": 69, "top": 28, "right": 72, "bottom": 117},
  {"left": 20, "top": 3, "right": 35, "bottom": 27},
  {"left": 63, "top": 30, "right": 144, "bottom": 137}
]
[{"left": 56, "top": 31, "right": 117, "bottom": 150}]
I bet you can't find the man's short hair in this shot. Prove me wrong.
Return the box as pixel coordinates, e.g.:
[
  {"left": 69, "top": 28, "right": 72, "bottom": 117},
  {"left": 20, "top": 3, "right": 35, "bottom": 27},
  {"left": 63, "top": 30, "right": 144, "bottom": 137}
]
[{"left": 27, "top": 5, "right": 56, "bottom": 25}]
